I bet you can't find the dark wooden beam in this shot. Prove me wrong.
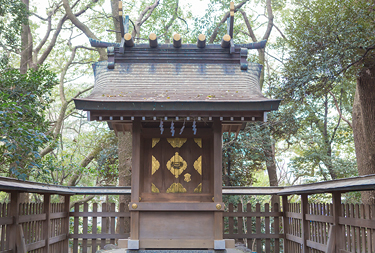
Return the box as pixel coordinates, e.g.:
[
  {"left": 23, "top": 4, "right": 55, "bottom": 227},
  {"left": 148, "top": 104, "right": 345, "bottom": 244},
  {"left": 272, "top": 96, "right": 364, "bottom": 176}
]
[
  {"left": 229, "top": 2, "right": 234, "bottom": 39},
  {"left": 221, "top": 34, "right": 231, "bottom": 48},
  {"left": 197, "top": 34, "right": 206, "bottom": 48},
  {"left": 119, "top": 1, "right": 124, "bottom": 38},
  {"left": 149, "top": 33, "right": 158, "bottom": 48},
  {"left": 124, "top": 33, "right": 134, "bottom": 47},
  {"left": 173, "top": 33, "right": 182, "bottom": 48}
]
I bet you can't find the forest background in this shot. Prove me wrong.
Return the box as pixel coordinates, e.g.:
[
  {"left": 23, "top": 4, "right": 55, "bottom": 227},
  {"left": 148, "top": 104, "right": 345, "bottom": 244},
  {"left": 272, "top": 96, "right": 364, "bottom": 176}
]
[{"left": 1, "top": 0, "right": 374, "bottom": 208}]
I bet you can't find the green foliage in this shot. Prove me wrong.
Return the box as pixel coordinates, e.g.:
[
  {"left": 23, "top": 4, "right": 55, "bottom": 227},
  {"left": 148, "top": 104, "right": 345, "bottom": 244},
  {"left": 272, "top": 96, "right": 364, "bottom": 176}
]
[
  {"left": 0, "top": 0, "right": 27, "bottom": 51},
  {"left": 281, "top": 0, "right": 375, "bottom": 101},
  {"left": 0, "top": 58, "right": 57, "bottom": 179}
]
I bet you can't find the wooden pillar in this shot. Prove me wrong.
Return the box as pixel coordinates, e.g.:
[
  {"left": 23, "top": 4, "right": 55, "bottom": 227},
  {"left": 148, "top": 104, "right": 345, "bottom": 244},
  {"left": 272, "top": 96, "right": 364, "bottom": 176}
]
[
  {"left": 43, "top": 193, "right": 51, "bottom": 253},
  {"left": 63, "top": 195, "right": 70, "bottom": 253},
  {"left": 327, "top": 192, "right": 342, "bottom": 253},
  {"left": 130, "top": 119, "right": 141, "bottom": 240},
  {"left": 9, "top": 191, "right": 20, "bottom": 252},
  {"left": 282, "top": 195, "right": 289, "bottom": 253},
  {"left": 213, "top": 118, "right": 223, "bottom": 240},
  {"left": 301, "top": 194, "right": 309, "bottom": 253}
]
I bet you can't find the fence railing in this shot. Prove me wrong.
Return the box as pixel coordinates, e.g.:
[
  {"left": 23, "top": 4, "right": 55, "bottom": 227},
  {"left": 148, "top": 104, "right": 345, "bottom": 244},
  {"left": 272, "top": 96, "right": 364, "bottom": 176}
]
[{"left": 0, "top": 175, "right": 375, "bottom": 252}]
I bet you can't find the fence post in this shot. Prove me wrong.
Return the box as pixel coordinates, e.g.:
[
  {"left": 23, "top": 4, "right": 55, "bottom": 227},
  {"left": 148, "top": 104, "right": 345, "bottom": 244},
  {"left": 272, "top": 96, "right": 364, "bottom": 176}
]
[
  {"left": 282, "top": 195, "right": 289, "bottom": 253},
  {"left": 63, "top": 195, "right": 70, "bottom": 253},
  {"left": 9, "top": 191, "right": 21, "bottom": 252},
  {"left": 326, "top": 192, "right": 342, "bottom": 253},
  {"left": 301, "top": 194, "right": 309, "bottom": 253},
  {"left": 43, "top": 193, "right": 51, "bottom": 253}
]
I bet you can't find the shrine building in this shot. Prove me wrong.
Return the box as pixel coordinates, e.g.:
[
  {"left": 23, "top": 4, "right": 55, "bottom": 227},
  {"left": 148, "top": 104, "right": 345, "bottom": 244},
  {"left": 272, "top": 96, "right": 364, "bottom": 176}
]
[{"left": 74, "top": 1, "right": 280, "bottom": 250}]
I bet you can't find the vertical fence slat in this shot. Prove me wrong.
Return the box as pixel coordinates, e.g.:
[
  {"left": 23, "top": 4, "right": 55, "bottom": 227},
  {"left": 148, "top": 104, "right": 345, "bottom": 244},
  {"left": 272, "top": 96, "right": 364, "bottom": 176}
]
[
  {"left": 238, "top": 202, "right": 243, "bottom": 237},
  {"left": 110, "top": 203, "right": 116, "bottom": 245},
  {"left": 82, "top": 203, "right": 88, "bottom": 253},
  {"left": 101, "top": 203, "right": 107, "bottom": 249},
  {"left": 265, "top": 203, "right": 270, "bottom": 253},
  {"left": 282, "top": 196, "right": 289, "bottom": 253},
  {"left": 256, "top": 203, "right": 261, "bottom": 253},
  {"left": 274, "top": 202, "right": 280, "bottom": 253},
  {"left": 73, "top": 203, "right": 79, "bottom": 253},
  {"left": 92, "top": 203, "right": 98, "bottom": 253}
]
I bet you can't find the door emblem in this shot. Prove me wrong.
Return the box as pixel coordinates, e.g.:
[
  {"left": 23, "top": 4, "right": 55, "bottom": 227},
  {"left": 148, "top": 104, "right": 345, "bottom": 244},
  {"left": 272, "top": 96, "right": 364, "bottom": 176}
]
[{"left": 167, "top": 152, "right": 187, "bottom": 178}]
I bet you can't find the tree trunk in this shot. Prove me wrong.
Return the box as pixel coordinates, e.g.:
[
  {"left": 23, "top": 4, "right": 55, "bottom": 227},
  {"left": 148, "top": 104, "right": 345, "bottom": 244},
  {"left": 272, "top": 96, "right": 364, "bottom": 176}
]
[
  {"left": 353, "top": 64, "right": 375, "bottom": 204},
  {"left": 20, "top": 0, "right": 30, "bottom": 74},
  {"left": 265, "top": 142, "right": 279, "bottom": 205},
  {"left": 110, "top": 0, "right": 122, "bottom": 43},
  {"left": 116, "top": 131, "right": 132, "bottom": 235}
]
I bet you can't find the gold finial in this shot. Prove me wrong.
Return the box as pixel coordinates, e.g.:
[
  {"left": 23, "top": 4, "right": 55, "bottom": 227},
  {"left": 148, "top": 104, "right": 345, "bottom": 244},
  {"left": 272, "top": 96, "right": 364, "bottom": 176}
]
[
  {"left": 132, "top": 203, "right": 138, "bottom": 209},
  {"left": 149, "top": 33, "right": 157, "bottom": 40},
  {"left": 223, "top": 34, "right": 231, "bottom": 42},
  {"left": 216, "top": 204, "right": 222, "bottom": 210},
  {"left": 212, "top": 197, "right": 215, "bottom": 202},
  {"left": 124, "top": 33, "right": 132, "bottom": 41},
  {"left": 139, "top": 197, "right": 142, "bottom": 201}
]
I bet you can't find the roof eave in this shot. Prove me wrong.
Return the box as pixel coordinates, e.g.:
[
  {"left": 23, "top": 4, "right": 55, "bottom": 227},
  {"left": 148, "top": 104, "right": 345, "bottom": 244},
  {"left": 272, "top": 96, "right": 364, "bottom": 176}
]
[{"left": 74, "top": 99, "right": 281, "bottom": 113}]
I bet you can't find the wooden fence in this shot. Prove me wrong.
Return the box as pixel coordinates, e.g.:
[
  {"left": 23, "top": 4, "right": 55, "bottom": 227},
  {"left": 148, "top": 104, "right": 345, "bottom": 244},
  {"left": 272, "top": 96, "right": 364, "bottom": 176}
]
[
  {"left": 0, "top": 193, "right": 69, "bottom": 253},
  {"left": 0, "top": 193, "right": 375, "bottom": 252},
  {"left": 223, "top": 202, "right": 282, "bottom": 253},
  {"left": 69, "top": 202, "right": 130, "bottom": 253}
]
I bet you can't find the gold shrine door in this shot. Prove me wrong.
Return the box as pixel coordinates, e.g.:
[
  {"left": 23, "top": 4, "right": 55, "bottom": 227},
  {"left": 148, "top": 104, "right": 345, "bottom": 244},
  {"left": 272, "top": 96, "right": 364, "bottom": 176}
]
[
  {"left": 128, "top": 121, "right": 224, "bottom": 249},
  {"left": 129, "top": 129, "right": 223, "bottom": 249},
  {"left": 141, "top": 137, "right": 213, "bottom": 201}
]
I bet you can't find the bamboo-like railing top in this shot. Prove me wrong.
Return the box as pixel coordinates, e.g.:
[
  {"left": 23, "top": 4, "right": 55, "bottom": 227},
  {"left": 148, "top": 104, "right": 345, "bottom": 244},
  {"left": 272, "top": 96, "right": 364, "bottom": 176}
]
[{"left": 0, "top": 174, "right": 374, "bottom": 196}]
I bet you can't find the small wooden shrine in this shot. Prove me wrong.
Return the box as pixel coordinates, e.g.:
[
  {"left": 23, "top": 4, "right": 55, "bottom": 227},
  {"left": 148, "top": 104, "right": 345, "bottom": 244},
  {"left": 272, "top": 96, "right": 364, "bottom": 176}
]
[{"left": 74, "top": 1, "right": 280, "bottom": 250}]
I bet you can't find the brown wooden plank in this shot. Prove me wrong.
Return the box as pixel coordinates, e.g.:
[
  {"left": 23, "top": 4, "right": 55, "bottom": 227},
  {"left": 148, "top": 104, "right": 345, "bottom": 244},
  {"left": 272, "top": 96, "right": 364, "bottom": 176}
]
[
  {"left": 49, "top": 234, "right": 66, "bottom": 244},
  {"left": 223, "top": 234, "right": 284, "bottom": 239},
  {"left": 0, "top": 204, "right": 5, "bottom": 251},
  {"left": 73, "top": 203, "right": 79, "bottom": 253},
  {"left": 273, "top": 202, "right": 280, "bottom": 253},
  {"left": 68, "top": 234, "right": 129, "bottom": 239},
  {"left": 101, "top": 203, "right": 107, "bottom": 249},
  {"left": 246, "top": 203, "right": 252, "bottom": 251},
  {"left": 286, "top": 211, "right": 303, "bottom": 219},
  {"left": 265, "top": 203, "right": 270, "bottom": 253},
  {"left": 282, "top": 196, "right": 289, "bottom": 253},
  {"left": 131, "top": 119, "right": 141, "bottom": 241},
  {"left": 228, "top": 203, "right": 234, "bottom": 236},
  {"left": 110, "top": 203, "right": 115, "bottom": 245},
  {"left": 256, "top": 203, "right": 261, "bottom": 253},
  {"left": 238, "top": 203, "right": 243, "bottom": 236},
  {"left": 365, "top": 204, "right": 372, "bottom": 253},
  {"left": 63, "top": 196, "right": 70, "bottom": 253},
  {"left": 82, "top": 203, "right": 88, "bottom": 253},
  {"left": 360, "top": 204, "right": 366, "bottom": 253},
  {"left": 92, "top": 203, "right": 97, "bottom": 253},
  {"left": 69, "top": 211, "right": 130, "bottom": 217},
  {"left": 306, "top": 239, "right": 327, "bottom": 252},
  {"left": 139, "top": 239, "right": 214, "bottom": 248},
  {"left": 285, "top": 233, "right": 303, "bottom": 244},
  {"left": 346, "top": 204, "right": 351, "bottom": 251},
  {"left": 224, "top": 211, "right": 283, "bottom": 217},
  {"left": 19, "top": 213, "right": 46, "bottom": 223},
  {"left": 213, "top": 118, "right": 223, "bottom": 240},
  {"left": 355, "top": 204, "right": 360, "bottom": 253},
  {"left": 9, "top": 192, "right": 20, "bottom": 252},
  {"left": 301, "top": 194, "right": 309, "bottom": 253},
  {"left": 43, "top": 194, "right": 51, "bottom": 253},
  {"left": 25, "top": 239, "right": 45, "bottom": 251}
]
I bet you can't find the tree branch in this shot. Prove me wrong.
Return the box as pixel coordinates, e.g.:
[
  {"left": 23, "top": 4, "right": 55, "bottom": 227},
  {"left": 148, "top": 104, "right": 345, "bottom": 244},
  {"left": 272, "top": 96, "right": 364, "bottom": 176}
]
[
  {"left": 209, "top": 0, "right": 250, "bottom": 43},
  {"left": 329, "top": 90, "right": 352, "bottom": 129},
  {"left": 62, "top": 0, "right": 107, "bottom": 60},
  {"left": 132, "top": 0, "right": 160, "bottom": 38},
  {"left": 240, "top": 10, "right": 257, "bottom": 42}
]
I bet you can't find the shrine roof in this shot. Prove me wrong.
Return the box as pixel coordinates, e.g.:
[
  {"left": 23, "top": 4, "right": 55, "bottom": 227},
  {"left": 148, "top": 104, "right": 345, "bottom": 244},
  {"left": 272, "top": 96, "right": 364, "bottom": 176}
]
[{"left": 75, "top": 61, "right": 271, "bottom": 103}]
